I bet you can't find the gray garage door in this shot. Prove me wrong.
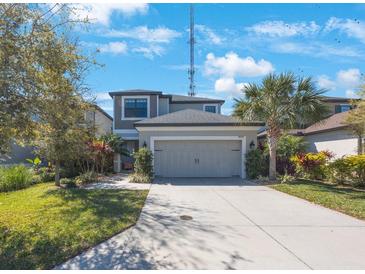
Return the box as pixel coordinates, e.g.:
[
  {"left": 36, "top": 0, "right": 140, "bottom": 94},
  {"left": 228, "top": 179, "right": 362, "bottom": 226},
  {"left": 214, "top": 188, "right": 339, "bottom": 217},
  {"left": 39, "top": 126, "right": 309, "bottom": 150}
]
[{"left": 154, "top": 140, "right": 241, "bottom": 177}]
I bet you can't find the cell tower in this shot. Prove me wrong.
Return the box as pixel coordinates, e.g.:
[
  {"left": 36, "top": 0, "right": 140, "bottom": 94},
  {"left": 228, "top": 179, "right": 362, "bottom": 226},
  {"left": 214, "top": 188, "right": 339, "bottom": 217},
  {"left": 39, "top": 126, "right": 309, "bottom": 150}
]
[{"left": 188, "top": 4, "right": 196, "bottom": 97}]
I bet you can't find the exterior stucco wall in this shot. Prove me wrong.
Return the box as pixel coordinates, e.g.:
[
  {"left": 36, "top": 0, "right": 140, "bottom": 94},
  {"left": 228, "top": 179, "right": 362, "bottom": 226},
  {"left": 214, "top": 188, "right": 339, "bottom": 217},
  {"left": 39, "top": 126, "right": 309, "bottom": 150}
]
[
  {"left": 137, "top": 128, "right": 258, "bottom": 153},
  {"left": 304, "top": 129, "right": 358, "bottom": 158}
]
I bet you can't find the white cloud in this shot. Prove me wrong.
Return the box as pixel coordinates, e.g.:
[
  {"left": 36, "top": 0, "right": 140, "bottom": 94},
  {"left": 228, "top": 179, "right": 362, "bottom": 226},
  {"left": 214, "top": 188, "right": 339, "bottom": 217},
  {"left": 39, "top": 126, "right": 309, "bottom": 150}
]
[
  {"left": 337, "top": 68, "right": 361, "bottom": 87},
  {"left": 195, "top": 25, "right": 223, "bottom": 45},
  {"left": 214, "top": 77, "right": 247, "bottom": 96},
  {"left": 105, "top": 26, "right": 181, "bottom": 43},
  {"left": 94, "top": 92, "right": 111, "bottom": 102},
  {"left": 204, "top": 52, "right": 274, "bottom": 78},
  {"left": 246, "top": 20, "right": 320, "bottom": 37},
  {"left": 325, "top": 17, "right": 365, "bottom": 44},
  {"left": 346, "top": 90, "right": 358, "bottom": 98},
  {"left": 99, "top": 41, "right": 128, "bottom": 55},
  {"left": 317, "top": 75, "right": 336, "bottom": 90},
  {"left": 132, "top": 45, "right": 164, "bottom": 59},
  {"left": 317, "top": 68, "right": 362, "bottom": 97},
  {"left": 70, "top": 3, "right": 148, "bottom": 26},
  {"left": 272, "top": 42, "right": 362, "bottom": 58}
]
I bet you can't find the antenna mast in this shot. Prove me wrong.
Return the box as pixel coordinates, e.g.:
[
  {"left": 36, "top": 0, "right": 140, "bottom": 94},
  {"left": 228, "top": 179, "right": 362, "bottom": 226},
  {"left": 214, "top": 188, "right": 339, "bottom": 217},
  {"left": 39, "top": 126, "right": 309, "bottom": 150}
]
[{"left": 188, "top": 4, "right": 196, "bottom": 97}]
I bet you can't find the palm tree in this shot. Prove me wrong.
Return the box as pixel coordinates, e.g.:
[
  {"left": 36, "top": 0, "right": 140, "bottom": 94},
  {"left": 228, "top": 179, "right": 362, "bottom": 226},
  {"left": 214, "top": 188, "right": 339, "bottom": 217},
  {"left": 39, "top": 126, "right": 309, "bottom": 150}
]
[{"left": 234, "top": 72, "right": 328, "bottom": 180}]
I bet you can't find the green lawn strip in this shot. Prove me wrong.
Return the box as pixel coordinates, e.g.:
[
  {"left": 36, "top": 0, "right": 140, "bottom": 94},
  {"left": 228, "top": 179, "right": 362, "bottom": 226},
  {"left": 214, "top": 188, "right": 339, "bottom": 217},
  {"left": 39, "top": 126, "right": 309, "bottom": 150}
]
[
  {"left": 0, "top": 183, "right": 148, "bottom": 269},
  {"left": 271, "top": 180, "right": 365, "bottom": 220}
]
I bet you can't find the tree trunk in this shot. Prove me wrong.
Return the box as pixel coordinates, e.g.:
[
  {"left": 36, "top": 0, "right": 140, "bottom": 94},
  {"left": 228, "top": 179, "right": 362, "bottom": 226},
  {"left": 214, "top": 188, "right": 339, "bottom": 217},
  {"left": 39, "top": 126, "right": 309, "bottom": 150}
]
[
  {"left": 55, "top": 160, "right": 60, "bottom": 186},
  {"left": 267, "top": 134, "right": 278, "bottom": 180},
  {"left": 358, "top": 135, "right": 363, "bottom": 155}
]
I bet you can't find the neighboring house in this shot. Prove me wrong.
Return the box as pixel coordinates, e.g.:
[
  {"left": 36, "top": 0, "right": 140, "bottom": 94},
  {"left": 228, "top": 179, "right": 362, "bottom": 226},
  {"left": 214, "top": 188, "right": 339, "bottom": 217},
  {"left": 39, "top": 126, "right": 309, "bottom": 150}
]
[
  {"left": 0, "top": 105, "right": 112, "bottom": 165},
  {"left": 85, "top": 104, "right": 113, "bottom": 137},
  {"left": 258, "top": 111, "right": 360, "bottom": 158},
  {"left": 319, "top": 96, "right": 353, "bottom": 116},
  {"left": 109, "top": 89, "right": 264, "bottom": 178}
]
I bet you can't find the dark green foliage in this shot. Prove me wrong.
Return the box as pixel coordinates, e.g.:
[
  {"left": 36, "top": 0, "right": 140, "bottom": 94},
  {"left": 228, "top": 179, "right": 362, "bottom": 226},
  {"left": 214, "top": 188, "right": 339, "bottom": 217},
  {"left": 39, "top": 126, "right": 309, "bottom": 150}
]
[
  {"left": 263, "top": 134, "right": 308, "bottom": 175},
  {"left": 74, "top": 171, "right": 96, "bottom": 186},
  {"left": 59, "top": 178, "right": 76, "bottom": 188},
  {"left": 245, "top": 149, "right": 268, "bottom": 179},
  {"left": 132, "top": 147, "right": 153, "bottom": 178},
  {"left": 98, "top": 133, "right": 129, "bottom": 156}
]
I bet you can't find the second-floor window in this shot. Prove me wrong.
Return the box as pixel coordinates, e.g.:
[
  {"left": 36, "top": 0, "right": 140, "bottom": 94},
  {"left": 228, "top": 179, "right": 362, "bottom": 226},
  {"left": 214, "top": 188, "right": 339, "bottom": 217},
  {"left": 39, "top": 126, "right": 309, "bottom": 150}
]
[
  {"left": 204, "top": 104, "right": 217, "bottom": 113},
  {"left": 335, "top": 104, "right": 351, "bottom": 113},
  {"left": 124, "top": 98, "right": 148, "bottom": 118}
]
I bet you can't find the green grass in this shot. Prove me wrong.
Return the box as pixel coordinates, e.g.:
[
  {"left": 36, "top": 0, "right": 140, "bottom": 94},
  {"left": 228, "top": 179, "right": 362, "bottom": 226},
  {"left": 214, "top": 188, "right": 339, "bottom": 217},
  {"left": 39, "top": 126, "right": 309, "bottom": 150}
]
[
  {"left": 271, "top": 180, "right": 365, "bottom": 220},
  {"left": 0, "top": 183, "right": 148, "bottom": 269}
]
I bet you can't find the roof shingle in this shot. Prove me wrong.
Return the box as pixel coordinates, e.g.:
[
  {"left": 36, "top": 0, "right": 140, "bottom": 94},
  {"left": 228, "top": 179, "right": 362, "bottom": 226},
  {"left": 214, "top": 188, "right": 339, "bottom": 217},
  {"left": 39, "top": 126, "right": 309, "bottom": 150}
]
[{"left": 135, "top": 109, "right": 264, "bottom": 127}]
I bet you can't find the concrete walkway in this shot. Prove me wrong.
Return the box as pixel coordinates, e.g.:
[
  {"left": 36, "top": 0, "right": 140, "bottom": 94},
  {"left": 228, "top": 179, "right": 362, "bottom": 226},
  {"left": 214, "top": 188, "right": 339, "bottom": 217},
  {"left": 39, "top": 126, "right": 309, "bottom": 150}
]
[
  {"left": 58, "top": 178, "right": 365, "bottom": 270},
  {"left": 82, "top": 174, "right": 150, "bottom": 190}
]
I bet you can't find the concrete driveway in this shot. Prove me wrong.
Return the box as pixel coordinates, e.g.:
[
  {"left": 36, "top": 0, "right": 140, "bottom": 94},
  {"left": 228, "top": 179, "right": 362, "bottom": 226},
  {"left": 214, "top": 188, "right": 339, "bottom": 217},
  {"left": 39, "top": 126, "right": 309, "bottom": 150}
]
[{"left": 58, "top": 178, "right": 365, "bottom": 270}]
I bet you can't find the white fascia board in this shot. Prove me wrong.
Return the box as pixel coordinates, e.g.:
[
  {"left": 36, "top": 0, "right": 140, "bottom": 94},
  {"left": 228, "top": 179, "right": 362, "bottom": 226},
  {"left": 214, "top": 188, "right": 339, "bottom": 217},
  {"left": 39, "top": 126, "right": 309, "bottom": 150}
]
[{"left": 136, "top": 126, "right": 261, "bottom": 132}]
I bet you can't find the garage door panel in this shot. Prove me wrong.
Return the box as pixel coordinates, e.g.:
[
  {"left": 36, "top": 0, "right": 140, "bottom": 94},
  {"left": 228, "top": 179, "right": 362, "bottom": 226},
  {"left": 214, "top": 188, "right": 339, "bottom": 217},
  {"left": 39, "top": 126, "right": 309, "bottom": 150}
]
[{"left": 154, "top": 140, "right": 241, "bottom": 177}]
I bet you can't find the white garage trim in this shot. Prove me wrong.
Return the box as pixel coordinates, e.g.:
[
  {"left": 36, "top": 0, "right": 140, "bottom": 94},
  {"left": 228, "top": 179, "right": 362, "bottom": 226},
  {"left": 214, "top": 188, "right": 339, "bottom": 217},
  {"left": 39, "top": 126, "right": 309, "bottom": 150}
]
[
  {"left": 150, "top": 136, "right": 246, "bottom": 178},
  {"left": 138, "top": 126, "right": 260, "bottom": 131}
]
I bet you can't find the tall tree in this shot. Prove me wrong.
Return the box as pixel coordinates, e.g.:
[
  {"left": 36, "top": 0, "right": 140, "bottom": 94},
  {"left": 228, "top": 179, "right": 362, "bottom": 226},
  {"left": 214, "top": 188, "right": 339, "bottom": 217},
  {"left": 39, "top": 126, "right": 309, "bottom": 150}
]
[
  {"left": 234, "top": 72, "right": 328, "bottom": 180},
  {"left": 344, "top": 88, "right": 365, "bottom": 155},
  {"left": 0, "top": 4, "right": 89, "bottom": 154}
]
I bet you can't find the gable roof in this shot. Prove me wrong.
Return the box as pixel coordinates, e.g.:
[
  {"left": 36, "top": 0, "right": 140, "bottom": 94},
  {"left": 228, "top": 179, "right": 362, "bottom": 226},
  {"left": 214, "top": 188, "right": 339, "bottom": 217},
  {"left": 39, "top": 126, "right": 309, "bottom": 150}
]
[
  {"left": 168, "top": 94, "right": 224, "bottom": 104},
  {"left": 135, "top": 109, "right": 264, "bottom": 127},
  {"left": 258, "top": 111, "right": 350, "bottom": 138},
  {"left": 319, "top": 96, "right": 352, "bottom": 103},
  {"left": 93, "top": 104, "right": 113, "bottom": 121},
  {"left": 303, "top": 111, "right": 349, "bottom": 135}
]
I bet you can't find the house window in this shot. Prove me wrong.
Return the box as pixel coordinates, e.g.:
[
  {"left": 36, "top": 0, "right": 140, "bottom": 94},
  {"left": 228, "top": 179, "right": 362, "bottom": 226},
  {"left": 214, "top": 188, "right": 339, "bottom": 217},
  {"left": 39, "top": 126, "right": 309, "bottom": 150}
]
[
  {"left": 204, "top": 105, "right": 217, "bottom": 113},
  {"left": 124, "top": 98, "right": 148, "bottom": 118},
  {"left": 335, "top": 104, "right": 351, "bottom": 113}
]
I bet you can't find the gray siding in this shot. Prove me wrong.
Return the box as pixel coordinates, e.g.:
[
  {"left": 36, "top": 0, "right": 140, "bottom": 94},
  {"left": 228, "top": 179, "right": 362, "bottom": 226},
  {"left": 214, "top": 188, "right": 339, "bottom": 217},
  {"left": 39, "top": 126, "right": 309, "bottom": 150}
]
[
  {"left": 159, "top": 97, "right": 169, "bottom": 116},
  {"left": 170, "top": 103, "right": 221, "bottom": 113},
  {"left": 114, "top": 95, "right": 158, "bottom": 130}
]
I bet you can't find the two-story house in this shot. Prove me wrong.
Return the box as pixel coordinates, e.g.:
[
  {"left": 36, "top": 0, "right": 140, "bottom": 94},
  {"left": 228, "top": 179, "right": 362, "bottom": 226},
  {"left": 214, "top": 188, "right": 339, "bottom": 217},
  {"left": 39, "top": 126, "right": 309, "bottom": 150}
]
[{"left": 109, "top": 89, "right": 264, "bottom": 178}]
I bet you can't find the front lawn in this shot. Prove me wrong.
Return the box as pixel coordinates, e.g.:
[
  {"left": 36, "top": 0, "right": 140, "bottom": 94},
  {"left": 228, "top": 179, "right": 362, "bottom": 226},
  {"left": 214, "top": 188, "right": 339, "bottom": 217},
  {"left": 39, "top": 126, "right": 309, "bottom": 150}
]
[
  {"left": 0, "top": 183, "right": 148, "bottom": 269},
  {"left": 271, "top": 180, "right": 365, "bottom": 220}
]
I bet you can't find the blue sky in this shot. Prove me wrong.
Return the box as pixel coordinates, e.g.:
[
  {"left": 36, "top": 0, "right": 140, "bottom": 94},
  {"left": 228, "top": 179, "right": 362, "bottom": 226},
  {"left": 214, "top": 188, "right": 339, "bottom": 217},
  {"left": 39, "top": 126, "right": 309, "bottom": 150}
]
[{"left": 71, "top": 3, "right": 365, "bottom": 116}]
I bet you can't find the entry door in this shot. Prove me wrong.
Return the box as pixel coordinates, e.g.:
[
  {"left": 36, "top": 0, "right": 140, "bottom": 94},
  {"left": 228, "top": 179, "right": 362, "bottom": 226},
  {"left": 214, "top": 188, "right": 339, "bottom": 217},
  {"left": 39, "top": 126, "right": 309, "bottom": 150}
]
[{"left": 154, "top": 140, "right": 241, "bottom": 177}]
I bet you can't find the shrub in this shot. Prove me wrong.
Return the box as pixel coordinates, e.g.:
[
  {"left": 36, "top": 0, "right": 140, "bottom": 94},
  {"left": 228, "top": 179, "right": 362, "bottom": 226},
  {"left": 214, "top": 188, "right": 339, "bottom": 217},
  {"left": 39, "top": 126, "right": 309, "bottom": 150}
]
[
  {"left": 263, "top": 134, "right": 307, "bottom": 175},
  {"left": 38, "top": 167, "right": 55, "bottom": 183},
  {"left": 132, "top": 147, "right": 153, "bottom": 178},
  {"left": 128, "top": 173, "right": 151, "bottom": 184},
  {"left": 278, "top": 173, "right": 296, "bottom": 184},
  {"left": 245, "top": 149, "right": 268, "bottom": 179},
  {"left": 60, "top": 178, "right": 77, "bottom": 188},
  {"left": 291, "top": 150, "right": 333, "bottom": 180},
  {"left": 0, "top": 165, "right": 34, "bottom": 192},
  {"left": 75, "top": 171, "right": 97, "bottom": 186},
  {"left": 31, "top": 174, "right": 42, "bottom": 185},
  {"left": 327, "top": 154, "right": 365, "bottom": 186}
]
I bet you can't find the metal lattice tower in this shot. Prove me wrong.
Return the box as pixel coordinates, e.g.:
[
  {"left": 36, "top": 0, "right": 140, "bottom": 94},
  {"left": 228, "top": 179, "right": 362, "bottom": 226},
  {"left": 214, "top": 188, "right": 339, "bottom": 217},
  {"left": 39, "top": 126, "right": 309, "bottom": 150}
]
[{"left": 188, "top": 4, "right": 196, "bottom": 97}]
